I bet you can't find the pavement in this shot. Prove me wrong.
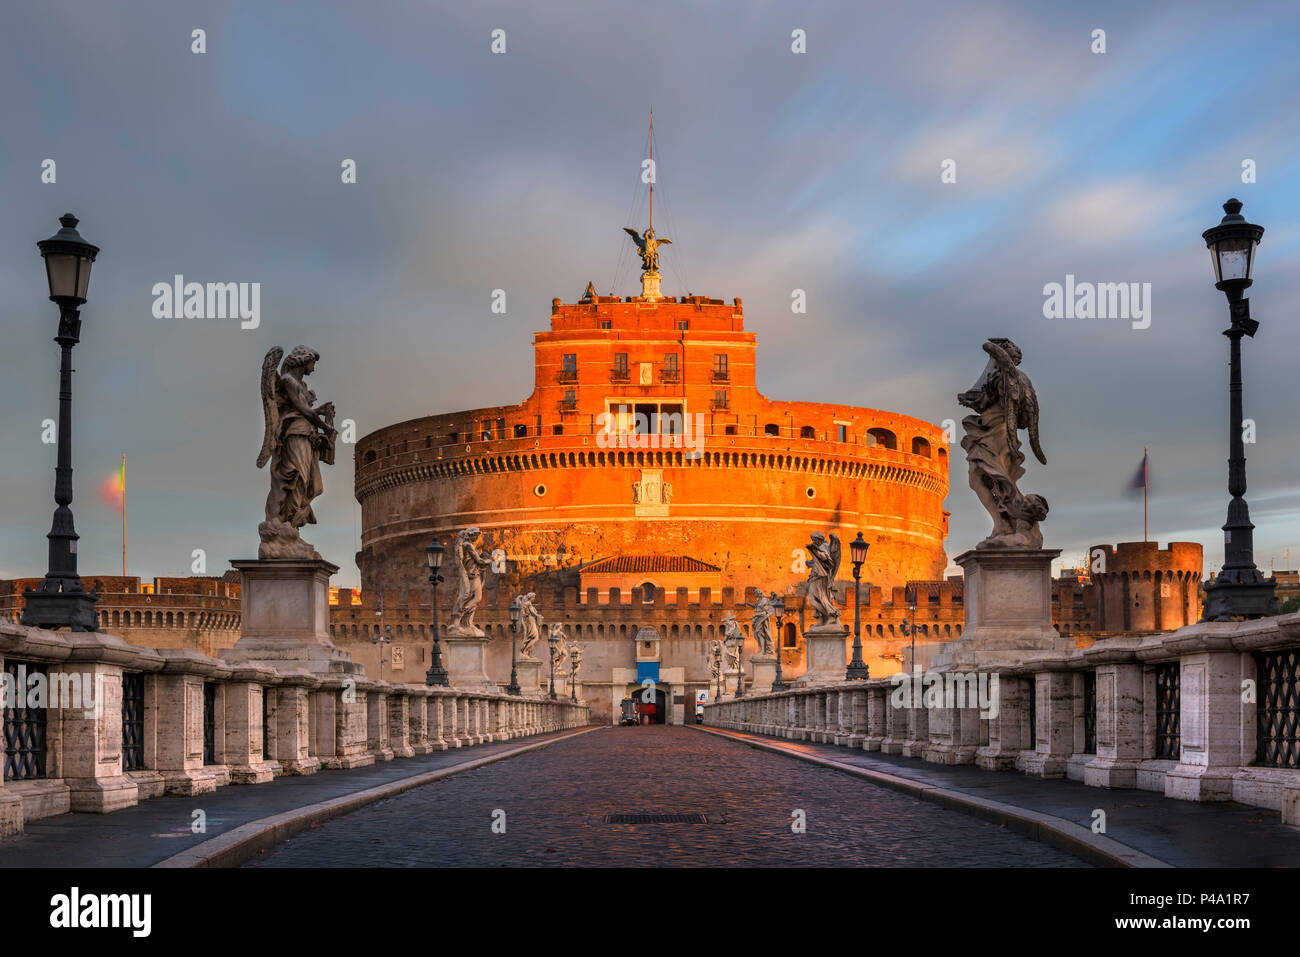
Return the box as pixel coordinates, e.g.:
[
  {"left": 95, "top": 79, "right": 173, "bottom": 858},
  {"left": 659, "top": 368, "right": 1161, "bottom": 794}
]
[
  {"left": 695, "top": 725, "right": 1300, "bottom": 868},
  {"left": 245, "top": 725, "right": 1086, "bottom": 867},
  {"left": 0, "top": 728, "right": 593, "bottom": 868}
]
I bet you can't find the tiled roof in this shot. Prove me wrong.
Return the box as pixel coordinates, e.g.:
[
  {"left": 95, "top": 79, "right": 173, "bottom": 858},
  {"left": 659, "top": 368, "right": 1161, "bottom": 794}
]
[{"left": 581, "top": 556, "right": 721, "bottom": 575}]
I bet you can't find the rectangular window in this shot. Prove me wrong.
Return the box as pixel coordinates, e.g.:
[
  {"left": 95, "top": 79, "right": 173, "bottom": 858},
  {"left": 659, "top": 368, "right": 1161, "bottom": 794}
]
[
  {"left": 677, "top": 320, "right": 689, "bottom": 331},
  {"left": 122, "top": 671, "right": 145, "bottom": 772},
  {"left": 1154, "top": 662, "right": 1180, "bottom": 759},
  {"left": 1256, "top": 648, "right": 1299, "bottom": 768},
  {"left": 614, "top": 353, "right": 628, "bottom": 373},
  {"left": 203, "top": 682, "right": 217, "bottom": 766},
  {"left": 3, "top": 659, "right": 48, "bottom": 781},
  {"left": 1082, "top": 671, "right": 1097, "bottom": 754},
  {"left": 664, "top": 354, "right": 678, "bottom": 372},
  {"left": 599, "top": 320, "right": 612, "bottom": 329},
  {"left": 552, "top": 424, "right": 563, "bottom": 435},
  {"left": 712, "top": 354, "right": 728, "bottom": 376},
  {"left": 563, "top": 353, "right": 577, "bottom": 372},
  {"left": 837, "top": 424, "right": 848, "bottom": 443}
]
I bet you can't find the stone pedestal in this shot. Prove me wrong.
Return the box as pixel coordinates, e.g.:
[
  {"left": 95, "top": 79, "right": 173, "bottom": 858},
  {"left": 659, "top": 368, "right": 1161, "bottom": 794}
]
[
  {"left": 516, "top": 657, "right": 544, "bottom": 695},
  {"left": 223, "top": 559, "right": 361, "bottom": 675},
  {"left": 446, "top": 637, "right": 496, "bottom": 689},
  {"left": 796, "top": 624, "right": 849, "bottom": 687},
  {"left": 932, "top": 548, "right": 1069, "bottom": 669},
  {"left": 750, "top": 654, "right": 776, "bottom": 692}
]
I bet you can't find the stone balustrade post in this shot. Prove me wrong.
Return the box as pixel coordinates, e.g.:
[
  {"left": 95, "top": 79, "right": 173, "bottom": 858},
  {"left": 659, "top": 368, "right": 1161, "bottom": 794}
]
[
  {"left": 881, "top": 677, "right": 907, "bottom": 754},
  {"left": 365, "top": 682, "right": 394, "bottom": 761},
  {"left": 1166, "top": 646, "right": 1249, "bottom": 802},
  {"left": 408, "top": 688, "right": 433, "bottom": 754},
  {"left": 275, "top": 673, "right": 321, "bottom": 775},
  {"left": 153, "top": 650, "right": 227, "bottom": 795},
  {"left": 389, "top": 688, "right": 414, "bottom": 758},
  {"left": 1022, "top": 668, "right": 1074, "bottom": 778},
  {"left": 863, "top": 683, "right": 887, "bottom": 751},
  {"left": 222, "top": 666, "right": 279, "bottom": 785},
  {"left": 977, "top": 671, "right": 1030, "bottom": 771},
  {"left": 1082, "top": 657, "right": 1144, "bottom": 787}
]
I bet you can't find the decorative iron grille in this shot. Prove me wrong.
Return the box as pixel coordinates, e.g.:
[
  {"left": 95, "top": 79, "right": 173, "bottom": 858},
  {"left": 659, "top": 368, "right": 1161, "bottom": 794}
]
[
  {"left": 1255, "top": 648, "right": 1299, "bottom": 769},
  {"left": 3, "top": 660, "right": 47, "bottom": 780},
  {"left": 203, "top": 682, "right": 217, "bottom": 765},
  {"left": 1083, "top": 670, "right": 1097, "bottom": 754},
  {"left": 122, "top": 671, "right": 144, "bottom": 772},
  {"left": 1155, "top": 662, "right": 1180, "bottom": 759}
]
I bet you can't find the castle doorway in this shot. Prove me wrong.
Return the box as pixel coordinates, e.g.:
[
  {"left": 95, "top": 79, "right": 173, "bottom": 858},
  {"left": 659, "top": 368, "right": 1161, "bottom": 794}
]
[{"left": 628, "top": 683, "right": 668, "bottom": 725}]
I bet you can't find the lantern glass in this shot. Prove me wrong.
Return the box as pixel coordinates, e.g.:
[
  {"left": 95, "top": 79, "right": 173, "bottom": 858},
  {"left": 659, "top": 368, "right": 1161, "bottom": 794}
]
[
  {"left": 1210, "top": 237, "right": 1255, "bottom": 284},
  {"left": 850, "top": 532, "right": 868, "bottom": 565},
  {"left": 508, "top": 597, "right": 521, "bottom": 624},
  {"left": 38, "top": 214, "right": 98, "bottom": 302},
  {"left": 426, "top": 539, "right": 443, "bottom": 569},
  {"left": 771, "top": 594, "right": 785, "bottom": 618}
]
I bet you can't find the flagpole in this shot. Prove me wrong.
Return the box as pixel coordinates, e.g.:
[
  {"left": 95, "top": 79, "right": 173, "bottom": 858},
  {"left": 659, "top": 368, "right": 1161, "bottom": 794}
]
[
  {"left": 121, "top": 453, "right": 126, "bottom": 576},
  {"left": 1143, "top": 446, "right": 1148, "bottom": 544}
]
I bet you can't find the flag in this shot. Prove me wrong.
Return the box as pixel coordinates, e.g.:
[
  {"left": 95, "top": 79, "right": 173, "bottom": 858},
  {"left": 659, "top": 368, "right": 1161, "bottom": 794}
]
[
  {"left": 1128, "top": 451, "right": 1148, "bottom": 494},
  {"left": 97, "top": 459, "right": 125, "bottom": 510}
]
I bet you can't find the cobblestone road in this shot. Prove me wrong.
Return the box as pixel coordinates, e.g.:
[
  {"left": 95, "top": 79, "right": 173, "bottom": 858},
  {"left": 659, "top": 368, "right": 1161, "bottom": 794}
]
[{"left": 247, "top": 727, "right": 1086, "bottom": 867}]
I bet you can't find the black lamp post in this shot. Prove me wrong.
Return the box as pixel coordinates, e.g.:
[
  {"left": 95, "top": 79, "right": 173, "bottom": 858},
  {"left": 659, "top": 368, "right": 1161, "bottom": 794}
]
[
  {"left": 1200, "top": 198, "right": 1277, "bottom": 620},
  {"left": 506, "top": 596, "right": 522, "bottom": 696},
  {"left": 845, "top": 532, "right": 871, "bottom": 679},
  {"left": 424, "top": 539, "right": 450, "bottom": 685},
  {"left": 547, "top": 631, "right": 558, "bottom": 700},
  {"left": 569, "top": 648, "right": 578, "bottom": 702},
  {"left": 733, "top": 625, "right": 746, "bottom": 698},
  {"left": 770, "top": 592, "right": 787, "bottom": 692},
  {"left": 372, "top": 624, "right": 392, "bottom": 681},
  {"left": 22, "top": 215, "right": 101, "bottom": 632},
  {"left": 903, "top": 601, "right": 917, "bottom": 673}
]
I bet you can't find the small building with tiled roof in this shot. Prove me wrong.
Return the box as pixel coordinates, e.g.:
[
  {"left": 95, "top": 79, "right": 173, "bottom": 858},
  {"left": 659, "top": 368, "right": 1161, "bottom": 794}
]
[{"left": 578, "top": 555, "right": 722, "bottom": 602}]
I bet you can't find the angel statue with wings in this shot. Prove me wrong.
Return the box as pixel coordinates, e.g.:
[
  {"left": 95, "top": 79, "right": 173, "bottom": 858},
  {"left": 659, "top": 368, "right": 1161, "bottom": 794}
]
[
  {"left": 750, "top": 590, "right": 774, "bottom": 656},
  {"left": 806, "top": 531, "right": 842, "bottom": 628},
  {"left": 623, "top": 225, "right": 672, "bottom": 273},
  {"left": 958, "top": 337, "right": 1049, "bottom": 549},
  {"left": 516, "top": 591, "right": 542, "bottom": 659},
  {"left": 447, "top": 527, "right": 493, "bottom": 636},
  {"left": 256, "top": 346, "right": 337, "bottom": 559}
]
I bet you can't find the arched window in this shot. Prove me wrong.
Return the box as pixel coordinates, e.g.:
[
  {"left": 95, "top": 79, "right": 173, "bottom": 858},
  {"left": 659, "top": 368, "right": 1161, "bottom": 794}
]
[
  {"left": 867, "top": 428, "right": 897, "bottom": 450},
  {"left": 513, "top": 424, "right": 527, "bottom": 438},
  {"left": 783, "top": 623, "right": 797, "bottom": 648},
  {"left": 764, "top": 423, "right": 780, "bottom": 437},
  {"left": 800, "top": 426, "right": 815, "bottom": 439},
  {"left": 639, "top": 582, "right": 656, "bottom": 604},
  {"left": 911, "top": 436, "right": 931, "bottom": 457},
  {"left": 364, "top": 450, "right": 377, "bottom": 465}
]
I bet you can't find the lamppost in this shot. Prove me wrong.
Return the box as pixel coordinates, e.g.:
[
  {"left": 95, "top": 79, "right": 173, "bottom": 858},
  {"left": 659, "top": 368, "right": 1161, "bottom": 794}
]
[
  {"left": 506, "top": 596, "right": 522, "bottom": 696},
  {"left": 1200, "top": 198, "right": 1277, "bottom": 620},
  {"left": 902, "top": 601, "right": 917, "bottom": 673},
  {"left": 733, "top": 630, "right": 745, "bottom": 698},
  {"left": 845, "top": 532, "right": 871, "bottom": 679},
  {"left": 569, "top": 647, "right": 578, "bottom": 702},
  {"left": 424, "top": 539, "right": 450, "bottom": 686},
  {"left": 22, "top": 214, "right": 100, "bottom": 632},
  {"left": 372, "top": 624, "right": 392, "bottom": 681},
  {"left": 770, "top": 592, "right": 787, "bottom": 692},
  {"left": 547, "top": 630, "right": 558, "bottom": 700}
]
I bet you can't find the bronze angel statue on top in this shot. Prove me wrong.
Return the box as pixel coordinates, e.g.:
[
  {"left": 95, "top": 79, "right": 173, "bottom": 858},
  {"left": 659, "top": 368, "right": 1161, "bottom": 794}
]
[
  {"left": 957, "top": 337, "right": 1049, "bottom": 549},
  {"left": 623, "top": 225, "right": 671, "bottom": 273},
  {"left": 256, "top": 346, "right": 337, "bottom": 559}
]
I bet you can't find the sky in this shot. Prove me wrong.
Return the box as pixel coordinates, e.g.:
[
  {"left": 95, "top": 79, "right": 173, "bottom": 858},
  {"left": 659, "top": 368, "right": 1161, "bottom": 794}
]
[{"left": 2, "top": 0, "right": 1300, "bottom": 589}]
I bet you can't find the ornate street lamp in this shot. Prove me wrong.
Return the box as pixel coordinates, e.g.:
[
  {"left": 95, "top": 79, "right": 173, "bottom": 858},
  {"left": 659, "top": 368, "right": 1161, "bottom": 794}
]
[
  {"left": 734, "top": 631, "right": 746, "bottom": 698},
  {"left": 547, "top": 630, "right": 558, "bottom": 700},
  {"left": 903, "top": 601, "right": 917, "bottom": 673},
  {"left": 845, "top": 532, "right": 871, "bottom": 679},
  {"left": 1200, "top": 198, "right": 1277, "bottom": 620},
  {"left": 569, "top": 647, "right": 578, "bottom": 702},
  {"left": 22, "top": 215, "right": 101, "bottom": 631},
  {"left": 424, "top": 539, "right": 450, "bottom": 686},
  {"left": 770, "top": 591, "right": 787, "bottom": 692},
  {"left": 506, "top": 595, "right": 522, "bottom": 696},
  {"left": 372, "top": 624, "right": 392, "bottom": 681}
]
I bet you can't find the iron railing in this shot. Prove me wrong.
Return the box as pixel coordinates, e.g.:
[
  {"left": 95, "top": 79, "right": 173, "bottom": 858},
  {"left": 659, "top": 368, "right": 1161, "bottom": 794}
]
[
  {"left": 1155, "top": 662, "right": 1180, "bottom": 759},
  {"left": 1256, "top": 647, "right": 1299, "bottom": 769},
  {"left": 122, "top": 671, "right": 144, "bottom": 772},
  {"left": 3, "top": 660, "right": 47, "bottom": 781}
]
